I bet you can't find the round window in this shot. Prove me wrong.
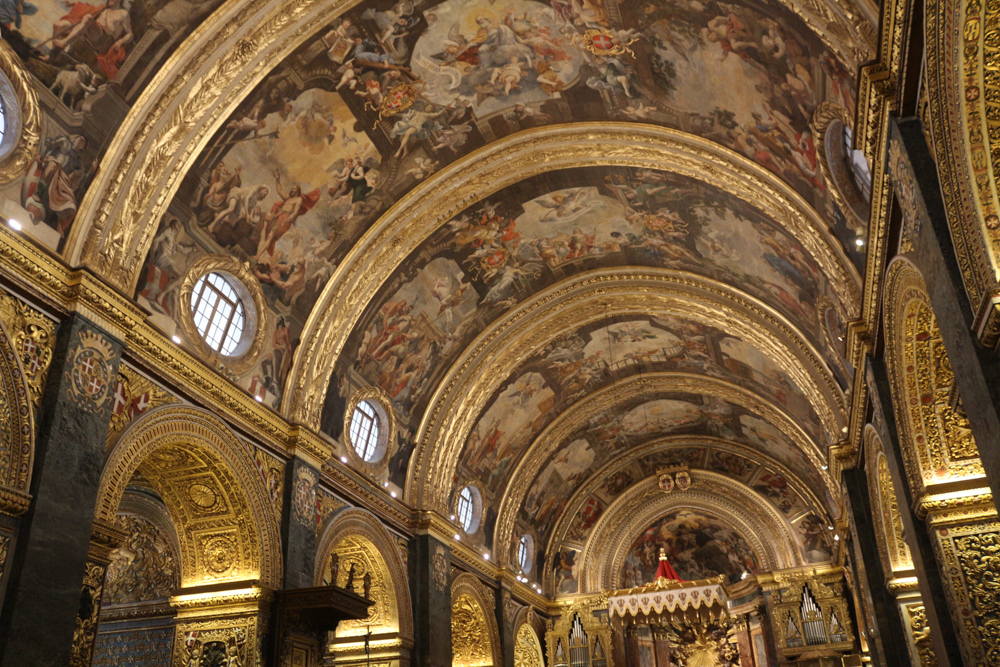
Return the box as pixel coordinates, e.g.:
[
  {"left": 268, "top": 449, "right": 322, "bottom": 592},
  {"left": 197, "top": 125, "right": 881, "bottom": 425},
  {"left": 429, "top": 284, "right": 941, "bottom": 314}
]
[
  {"left": 518, "top": 534, "right": 534, "bottom": 574},
  {"left": 349, "top": 400, "right": 383, "bottom": 462},
  {"left": 456, "top": 486, "right": 482, "bottom": 534},
  {"left": 0, "top": 69, "right": 20, "bottom": 162},
  {"left": 190, "top": 272, "right": 253, "bottom": 356}
]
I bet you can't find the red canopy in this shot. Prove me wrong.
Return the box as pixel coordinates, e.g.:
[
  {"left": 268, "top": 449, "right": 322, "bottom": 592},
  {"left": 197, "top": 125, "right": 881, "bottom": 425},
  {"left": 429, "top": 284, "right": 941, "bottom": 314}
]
[{"left": 655, "top": 550, "right": 684, "bottom": 582}]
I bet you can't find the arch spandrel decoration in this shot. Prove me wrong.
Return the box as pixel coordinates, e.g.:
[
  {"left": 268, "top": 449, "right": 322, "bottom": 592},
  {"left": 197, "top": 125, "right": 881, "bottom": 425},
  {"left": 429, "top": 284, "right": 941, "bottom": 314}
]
[
  {"left": 452, "top": 573, "right": 501, "bottom": 667},
  {"left": 863, "top": 426, "right": 913, "bottom": 577},
  {"left": 105, "top": 491, "right": 183, "bottom": 606},
  {"left": 96, "top": 405, "right": 282, "bottom": 587},
  {"left": 884, "top": 260, "right": 984, "bottom": 493},
  {"left": 0, "top": 308, "right": 35, "bottom": 505},
  {"left": 314, "top": 508, "right": 415, "bottom": 647},
  {"left": 578, "top": 473, "right": 806, "bottom": 593},
  {"left": 513, "top": 622, "right": 544, "bottom": 667},
  {"left": 407, "top": 269, "right": 844, "bottom": 516}
]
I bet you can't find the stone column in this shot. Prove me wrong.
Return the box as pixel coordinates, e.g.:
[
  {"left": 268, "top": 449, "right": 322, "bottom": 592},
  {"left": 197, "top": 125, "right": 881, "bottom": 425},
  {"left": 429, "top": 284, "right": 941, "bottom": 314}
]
[
  {"left": 842, "top": 467, "right": 911, "bottom": 667},
  {"left": 408, "top": 533, "right": 451, "bottom": 667},
  {"left": 280, "top": 455, "right": 321, "bottom": 589},
  {"left": 0, "top": 316, "right": 123, "bottom": 666},
  {"left": 495, "top": 586, "right": 515, "bottom": 667}
]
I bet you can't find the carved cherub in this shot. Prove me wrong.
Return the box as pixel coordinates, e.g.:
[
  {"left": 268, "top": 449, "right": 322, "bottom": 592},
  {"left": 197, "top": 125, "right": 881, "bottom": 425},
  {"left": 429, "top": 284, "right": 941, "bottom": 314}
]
[{"left": 363, "top": 571, "right": 372, "bottom": 599}]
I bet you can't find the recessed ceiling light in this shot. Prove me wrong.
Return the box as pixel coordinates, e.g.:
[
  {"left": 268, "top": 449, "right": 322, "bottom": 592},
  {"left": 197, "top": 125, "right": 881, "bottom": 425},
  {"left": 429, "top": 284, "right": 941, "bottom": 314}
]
[
  {"left": 340, "top": 456, "right": 348, "bottom": 463},
  {"left": 171, "top": 335, "right": 182, "bottom": 344},
  {"left": 855, "top": 238, "right": 865, "bottom": 247},
  {"left": 254, "top": 395, "right": 262, "bottom": 402},
  {"left": 8, "top": 219, "right": 21, "bottom": 231}
]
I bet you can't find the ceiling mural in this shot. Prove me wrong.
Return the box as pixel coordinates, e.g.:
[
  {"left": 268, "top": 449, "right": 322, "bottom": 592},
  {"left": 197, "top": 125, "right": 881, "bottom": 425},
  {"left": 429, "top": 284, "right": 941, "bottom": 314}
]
[
  {"left": 620, "top": 508, "right": 760, "bottom": 586},
  {"left": 130, "top": 0, "right": 857, "bottom": 405},
  {"left": 0, "top": 0, "right": 226, "bottom": 248},
  {"left": 497, "top": 387, "right": 823, "bottom": 546},
  {"left": 549, "top": 441, "right": 826, "bottom": 594}
]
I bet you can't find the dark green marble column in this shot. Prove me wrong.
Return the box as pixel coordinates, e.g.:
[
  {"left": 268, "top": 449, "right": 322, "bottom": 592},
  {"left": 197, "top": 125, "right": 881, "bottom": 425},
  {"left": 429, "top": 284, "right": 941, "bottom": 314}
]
[
  {"left": 409, "top": 533, "right": 452, "bottom": 667},
  {"left": 0, "top": 315, "right": 123, "bottom": 666},
  {"left": 280, "top": 456, "right": 321, "bottom": 589}
]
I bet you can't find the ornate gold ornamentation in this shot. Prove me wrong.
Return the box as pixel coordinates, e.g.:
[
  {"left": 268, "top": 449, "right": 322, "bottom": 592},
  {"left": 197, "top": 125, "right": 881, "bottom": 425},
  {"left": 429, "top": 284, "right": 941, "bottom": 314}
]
[
  {"left": 574, "top": 29, "right": 637, "bottom": 58},
  {"left": 864, "top": 428, "right": 913, "bottom": 575},
  {"left": 315, "top": 508, "right": 415, "bottom": 644},
  {"left": 578, "top": 473, "right": 803, "bottom": 593},
  {"left": 105, "top": 513, "right": 180, "bottom": 605},
  {"left": 65, "top": 329, "right": 117, "bottom": 413},
  {"left": 0, "top": 40, "right": 41, "bottom": 185},
  {"left": 887, "top": 136, "right": 922, "bottom": 254},
  {"left": 495, "top": 373, "right": 830, "bottom": 568},
  {"left": 177, "top": 255, "right": 270, "bottom": 375},
  {"left": 452, "top": 593, "right": 493, "bottom": 667},
  {"left": 545, "top": 598, "right": 613, "bottom": 667},
  {"left": 107, "top": 364, "right": 176, "bottom": 442},
  {"left": 903, "top": 603, "right": 937, "bottom": 667},
  {"left": 96, "top": 406, "right": 282, "bottom": 587},
  {"left": 286, "top": 125, "right": 860, "bottom": 427},
  {"left": 0, "top": 533, "right": 9, "bottom": 573},
  {"left": 69, "top": 561, "right": 107, "bottom": 667},
  {"left": 513, "top": 622, "right": 544, "bottom": 667},
  {"left": 0, "top": 293, "right": 55, "bottom": 408},
  {"left": 810, "top": 102, "right": 869, "bottom": 236},
  {"left": 409, "top": 268, "right": 845, "bottom": 515},
  {"left": 932, "top": 520, "right": 1000, "bottom": 664},
  {"left": 433, "top": 544, "right": 448, "bottom": 593},
  {"left": 0, "top": 312, "right": 34, "bottom": 494},
  {"left": 884, "top": 260, "right": 984, "bottom": 493},
  {"left": 291, "top": 466, "right": 317, "bottom": 528}
]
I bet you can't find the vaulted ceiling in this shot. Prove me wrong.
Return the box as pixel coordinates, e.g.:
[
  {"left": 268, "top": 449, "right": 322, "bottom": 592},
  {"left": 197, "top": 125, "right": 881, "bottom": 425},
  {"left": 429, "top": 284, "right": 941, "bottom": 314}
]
[{"left": 5, "top": 0, "right": 878, "bottom": 592}]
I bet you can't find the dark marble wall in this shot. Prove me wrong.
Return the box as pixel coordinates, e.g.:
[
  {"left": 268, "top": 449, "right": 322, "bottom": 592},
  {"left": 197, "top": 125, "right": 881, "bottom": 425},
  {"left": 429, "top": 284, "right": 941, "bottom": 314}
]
[
  {"left": 0, "top": 316, "right": 123, "bottom": 666},
  {"left": 281, "top": 457, "right": 321, "bottom": 589},
  {"left": 408, "top": 534, "right": 452, "bottom": 667}
]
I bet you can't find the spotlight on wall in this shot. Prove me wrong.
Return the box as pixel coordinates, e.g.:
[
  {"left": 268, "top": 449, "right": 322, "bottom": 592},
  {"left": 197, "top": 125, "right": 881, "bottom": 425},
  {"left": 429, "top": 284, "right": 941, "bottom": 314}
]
[
  {"left": 483, "top": 553, "right": 490, "bottom": 561},
  {"left": 390, "top": 491, "right": 397, "bottom": 498},
  {"left": 7, "top": 219, "right": 22, "bottom": 231},
  {"left": 454, "top": 533, "right": 460, "bottom": 541},
  {"left": 821, "top": 465, "right": 829, "bottom": 470},
  {"left": 834, "top": 535, "right": 840, "bottom": 541},
  {"left": 383, "top": 481, "right": 389, "bottom": 487},
  {"left": 254, "top": 395, "right": 262, "bottom": 402},
  {"left": 340, "top": 456, "right": 348, "bottom": 463},
  {"left": 450, "top": 514, "right": 456, "bottom": 521},
  {"left": 171, "top": 335, "right": 182, "bottom": 344},
  {"left": 855, "top": 237, "right": 865, "bottom": 247}
]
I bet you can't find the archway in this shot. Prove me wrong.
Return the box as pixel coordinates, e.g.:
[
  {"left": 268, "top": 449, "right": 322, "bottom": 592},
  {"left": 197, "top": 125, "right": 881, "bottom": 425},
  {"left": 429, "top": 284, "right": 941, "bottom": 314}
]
[
  {"left": 316, "top": 508, "right": 414, "bottom": 666},
  {"left": 451, "top": 573, "right": 501, "bottom": 667},
  {"left": 513, "top": 622, "right": 544, "bottom": 667}
]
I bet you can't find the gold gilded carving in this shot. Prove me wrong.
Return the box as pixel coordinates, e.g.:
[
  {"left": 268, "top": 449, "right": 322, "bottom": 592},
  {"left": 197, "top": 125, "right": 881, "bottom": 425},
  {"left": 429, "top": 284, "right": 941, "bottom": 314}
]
[
  {"left": 107, "top": 365, "right": 176, "bottom": 442},
  {"left": 0, "top": 311, "right": 34, "bottom": 495},
  {"left": 885, "top": 262, "right": 984, "bottom": 492},
  {"left": 0, "top": 293, "right": 55, "bottom": 408},
  {"left": 0, "top": 534, "right": 8, "bottom": 572},
  {"left": 865, "top": 429, "right": 913, "bottom": 575},
  {"left": 69, "top": 561, "right": 106, "bottom": 667},
  {"left": 329, "top": 535, "right": 396, "bottom": 635},
  {"left": 433, "top": 545, "right": 448, "bottom": 593},
  {"left": 285, "top": 125, "right": 860, "bottom": 427},
  {"left": 514, "top": 623, "right": 544, "bottom": 667},
  {"left": 452, "top": 593, "right": 493, "bottom": 667},
  {"left": 96, "top": 407, "right": 283, "bottom": 587},
  {"left": 933, "top": 521, "right": 1000, "bottom": 664},
  {"left": 105, "top": 514, "right": 180, "bottom": 605},
  {"left": 810, "top": 102, "right": 868, "bottom": 236},
  {"left": 177, "top": 255, "right": 270, "bottom": 375},
  {"left": 903, "top": 603, "right": 937, "bottom": 667},
  {"left": 343, "top": 385, "right": 397, "bottom": 470},
  {"left": 411, "top": 269, "right": 844, "bottom": 515},
  {"left": 0, "top": 40, "right": 41, "bottom": 185}
]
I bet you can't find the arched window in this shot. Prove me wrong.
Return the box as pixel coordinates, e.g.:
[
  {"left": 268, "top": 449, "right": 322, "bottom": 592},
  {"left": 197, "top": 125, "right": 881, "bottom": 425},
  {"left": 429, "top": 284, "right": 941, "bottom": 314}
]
[
  {"left": 349, "top": 400, "right": 381, "bottom": 462},
  {"left": 518, "top": 534, "right": 534, "bottom": 573},
  {"left": 191, "top": 273, "right": 247, "bottom": 356}
]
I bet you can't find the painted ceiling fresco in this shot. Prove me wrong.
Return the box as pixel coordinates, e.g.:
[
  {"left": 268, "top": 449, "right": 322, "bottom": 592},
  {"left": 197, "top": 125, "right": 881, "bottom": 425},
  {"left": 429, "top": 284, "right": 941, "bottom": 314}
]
[
  {"left": 620, "top": 509, "right": 759, "bottom": 586},
  {"left": 500, "top": 389, "right": 824, "bottom": 544},
  {"left": 0, "top": 0, "right": 225, "bottom": 248},
  {"left": 132, "top": 0, "right": 858, "bottom": 400},
  {"left": 550, "top": 442, "right": 831, "bottom": 594}
]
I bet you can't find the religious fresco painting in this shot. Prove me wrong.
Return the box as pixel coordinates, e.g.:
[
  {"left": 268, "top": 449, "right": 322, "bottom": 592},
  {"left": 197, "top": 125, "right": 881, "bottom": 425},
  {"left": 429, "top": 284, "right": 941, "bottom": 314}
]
[
  {"left": 0, "top": 0, "right": 226, "bottom": 247},
  {"left": 620, "top": 509, "right": 759, "bottom": 586},
  {"left": 752, "top": 469, "right": 808, "bottom": 516},
  {"left": 505, "top": 391, "right": 823, "bottom": 550},
  {"left": 320, "top": 164, "right": 839, "bottom": 494}
]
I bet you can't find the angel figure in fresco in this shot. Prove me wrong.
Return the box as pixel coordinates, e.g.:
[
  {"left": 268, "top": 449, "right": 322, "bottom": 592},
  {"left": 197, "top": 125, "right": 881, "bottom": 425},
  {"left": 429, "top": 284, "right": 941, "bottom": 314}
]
[
  {"left": 256, "top": 170, "right": 321, "bottom": 262},
  {"left": 47, "top": 0, "right": 133, "bottom": 79}
]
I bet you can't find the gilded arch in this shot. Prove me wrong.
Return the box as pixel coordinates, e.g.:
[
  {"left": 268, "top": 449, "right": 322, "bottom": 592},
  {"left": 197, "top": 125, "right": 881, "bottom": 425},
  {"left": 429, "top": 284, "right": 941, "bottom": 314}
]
[
  {"left": 0, "top": 40, "right": 41, "bottom": 185},
  {"left": 579, "top": 473, "right": 804, "bottom": 592},
  {"left": 0, "top": 310, "right": 35, "bottom": 506},
  {"left": 95, "top": 405, "right": 282, "bottom": 587},
  {"left": 451, "top": 573, "right": 501, "bottom": 667},
  {"left": 408, "top": 267, "right": 845, "bottom": 514},
  {"left": 513, "top": 622, "right": 544, "bottom": 667},
  {"left": 884, "top": 258, "right": 983, "bottom": 493},
  {"left": 863, "top": 425, "right": 913, "bottom": 578},
  {"left": 314, "top": 508, "right": 414, "bottom": 645}
]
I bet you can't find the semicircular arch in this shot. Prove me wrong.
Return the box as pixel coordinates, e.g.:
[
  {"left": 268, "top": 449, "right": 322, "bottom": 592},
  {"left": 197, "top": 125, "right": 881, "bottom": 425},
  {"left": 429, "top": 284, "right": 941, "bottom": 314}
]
[
  {"left": 314, "top": 507, "right": 414, "bottom": 642},
  {"left": 0, "top": 312, "right": 34, "bottom": 503},
  {"left": 96, "top": 404, "right": 282, "bottom": 587},
  {"left": 451, "top": 573, "right": 502, "bottom": 667}
]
